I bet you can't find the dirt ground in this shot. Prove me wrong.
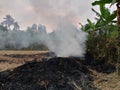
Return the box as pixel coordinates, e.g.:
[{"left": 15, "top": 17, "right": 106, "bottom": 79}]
[
  {"left": 0, "top": 50, "right": 48, "bottom": 71},
  {"left": 0, "top": 50, "right": 120, "bottom": 90}
]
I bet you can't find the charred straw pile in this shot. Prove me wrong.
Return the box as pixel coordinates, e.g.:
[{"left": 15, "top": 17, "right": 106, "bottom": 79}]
[{"left": 0, "top": 57, "right": 98, "bottom": 90}]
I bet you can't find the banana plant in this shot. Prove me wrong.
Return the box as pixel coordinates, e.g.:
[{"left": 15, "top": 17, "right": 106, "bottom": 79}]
[
  {"left": 92, "top": 0, "right": 117, "bottom": 6},
  {"left": 92, "top": 0, "right": 120, "bottom": 25},
  {"left": 91, "top": 0, "right": 120, "bottom": 76},
  {"left": 93, "top": 0, "right": 117, "bottom": 25},
  {"left": 83, "top": 0, "right": 117, "bottom": 32}
]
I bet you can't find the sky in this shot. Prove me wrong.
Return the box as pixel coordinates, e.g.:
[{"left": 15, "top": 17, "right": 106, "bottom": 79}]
[{"left": 0, "top": 0, "right": 116, "bottom": 32}]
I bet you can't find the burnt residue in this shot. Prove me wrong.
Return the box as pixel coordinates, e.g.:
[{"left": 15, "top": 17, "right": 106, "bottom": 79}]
[{"left": 0, "top": 57, "right": 98, "bottom": 90}]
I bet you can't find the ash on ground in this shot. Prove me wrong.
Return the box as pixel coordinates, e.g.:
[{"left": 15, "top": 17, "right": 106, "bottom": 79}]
[{"left": 0, "top": 57, "right": 98, "bottom": 90}]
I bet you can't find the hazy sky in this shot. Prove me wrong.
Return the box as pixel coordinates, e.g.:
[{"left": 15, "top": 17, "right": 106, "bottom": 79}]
[{"left": 0, "top": 0, "right": 116, "bottom": 31}]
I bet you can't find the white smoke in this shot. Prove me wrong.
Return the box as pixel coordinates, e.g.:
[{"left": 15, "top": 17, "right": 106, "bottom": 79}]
[
  {"left": 45, "top": 19, "right": 87, "bottom": 57},
  {"left": 0, "top": 19, "right": 87, "bottom": 57},
  {"left": 27, "top": 0, "right": 89, "bottom": 57},
  {"left": 0, "top": 0, "right": 89, "bottom": 57},
  {"left": 29, "top": 0, "right": 93, "bottom": 31},
  {"left": 0, "top": 0, "right": 95, "bottom": 31}
]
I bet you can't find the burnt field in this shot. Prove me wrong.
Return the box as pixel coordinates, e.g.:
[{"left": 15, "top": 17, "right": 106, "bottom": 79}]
[{"left": 0, "top": 51, "right": 120, "bottom": 90}]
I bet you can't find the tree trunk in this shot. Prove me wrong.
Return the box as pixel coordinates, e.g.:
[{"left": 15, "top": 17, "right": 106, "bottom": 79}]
[{"left": 116, "top": 1, "right": 120, "bottom": 76}]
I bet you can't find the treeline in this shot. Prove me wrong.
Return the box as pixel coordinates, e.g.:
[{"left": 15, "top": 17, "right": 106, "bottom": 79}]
[{"left": 0, "top": 15, "right": 48, "bottom": 50}]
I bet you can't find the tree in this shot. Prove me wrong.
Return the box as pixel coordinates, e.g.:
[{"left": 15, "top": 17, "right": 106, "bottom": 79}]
[
  {"left": 31, "top": 24, "right": 37, "bottom": 32},
  {"left": 13, "top": 22, "right": 20, "bottom": 31},
  {"left": 0, "top": 25, "right": 8, "bottom": 32},
  {"left": 38, "top": 24, "right": 46, "bottom": 34},
  {"left": 1, "top": 15, "right": 14, "bottom": 30}
]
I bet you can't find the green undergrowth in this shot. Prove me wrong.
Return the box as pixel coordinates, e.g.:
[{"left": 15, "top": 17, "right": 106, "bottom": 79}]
[{"left": 82, "top": 0, "right": 120, "bottom": 74}]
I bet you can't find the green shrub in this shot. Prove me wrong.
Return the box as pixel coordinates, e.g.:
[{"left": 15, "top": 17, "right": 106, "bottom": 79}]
[{"left": 82, "top": 0, "right": 120, "bottom": 65}]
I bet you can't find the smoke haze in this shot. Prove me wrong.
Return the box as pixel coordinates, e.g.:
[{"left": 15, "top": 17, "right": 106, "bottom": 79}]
[
  {"left": 0, "top": 0, "right": 96, "bottom": 31},
  {"left": 0, "top": 19, "right": 87, "bottom": 57},
  {"left": 45, "top": 19, "right": 87, "bottom": 57},
  {"left": 0, "top": 0, "right": 90, "bottom": 57}
]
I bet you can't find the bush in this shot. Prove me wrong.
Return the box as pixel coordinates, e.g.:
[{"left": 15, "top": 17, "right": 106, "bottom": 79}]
[
  {"left": 86, "top": 31, "right": 119, "bottom": 64},
  {"left": 82, "top": 0, "right": 120, "bottom": 66}
]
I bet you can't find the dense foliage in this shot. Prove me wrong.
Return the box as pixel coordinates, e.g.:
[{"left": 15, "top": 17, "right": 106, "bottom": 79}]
[{"left": 82, "top": 0, "right": 120, "bottom": 66}]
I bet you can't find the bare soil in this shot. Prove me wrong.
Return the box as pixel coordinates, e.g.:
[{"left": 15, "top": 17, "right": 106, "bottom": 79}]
[{"left": 0, "top": 51, "right": 120, "bottom": 90}]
